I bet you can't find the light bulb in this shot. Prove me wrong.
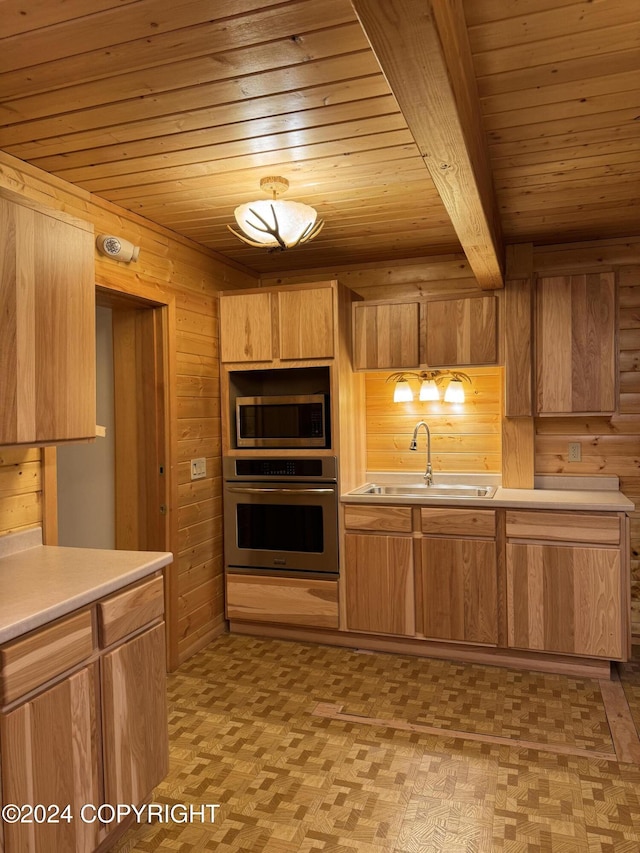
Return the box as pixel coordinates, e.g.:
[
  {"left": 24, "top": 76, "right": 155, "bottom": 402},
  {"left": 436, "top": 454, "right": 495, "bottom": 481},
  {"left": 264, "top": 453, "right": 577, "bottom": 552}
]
[
  {"left": 393, "top": 379, "right": 413, "bottom": 402},
  {"left": 444, "top": 379, "right": 465, "bottom": 403},
  {"left": 419, "top": 379, "right": 440, "bottom": 401}
]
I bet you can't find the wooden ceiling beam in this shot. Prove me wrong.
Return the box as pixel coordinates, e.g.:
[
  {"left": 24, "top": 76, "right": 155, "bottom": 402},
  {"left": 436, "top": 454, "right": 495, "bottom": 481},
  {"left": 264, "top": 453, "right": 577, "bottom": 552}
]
[{"left": 351, "top": 0, "right": 504, "bottom": 289}]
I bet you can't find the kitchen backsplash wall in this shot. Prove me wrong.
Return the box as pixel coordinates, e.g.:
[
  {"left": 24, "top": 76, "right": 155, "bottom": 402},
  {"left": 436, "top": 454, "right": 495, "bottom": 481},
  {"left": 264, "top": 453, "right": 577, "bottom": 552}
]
[
  {"left": 364, "top": 367, "right": 503, "bottom": 473},
  {"left": 0, "top": 448, "right": 42, "bottom": 535}
]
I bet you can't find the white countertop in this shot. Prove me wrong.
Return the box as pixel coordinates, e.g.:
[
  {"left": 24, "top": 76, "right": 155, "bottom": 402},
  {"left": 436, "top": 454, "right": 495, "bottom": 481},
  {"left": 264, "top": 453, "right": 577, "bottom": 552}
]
[
  {"left": 342, "top": 473, "right": 635, "bottom": 513},
  {"left": 0, "top": 529, "right": 173, "bottom": 644}
]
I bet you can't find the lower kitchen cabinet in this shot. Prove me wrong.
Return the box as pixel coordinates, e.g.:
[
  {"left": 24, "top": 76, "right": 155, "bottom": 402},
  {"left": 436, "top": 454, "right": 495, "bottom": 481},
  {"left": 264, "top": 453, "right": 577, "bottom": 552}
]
[
  {"left": 226, "top": 574, "right": 339, "bottom": 629},
  {"left": 344, "top": 533, "right": 415, "bottom": 636},
  {"left": 0, "top": 573, "right": 168, "bottom": 853},
  {"left": 507, "top": 542, "right": 623, "bottom": 658},
  {"left": 0, "top": 665, "right": 101, "bottom": 852},
  {"left": 505, "top": 510, "right": 626, "bottom": 659},
  {"left": 102, "top": 623, "right": 168, "bottom": 807},
  {"left": 420, "top": 537, "right": 498, "bottom": 644}
]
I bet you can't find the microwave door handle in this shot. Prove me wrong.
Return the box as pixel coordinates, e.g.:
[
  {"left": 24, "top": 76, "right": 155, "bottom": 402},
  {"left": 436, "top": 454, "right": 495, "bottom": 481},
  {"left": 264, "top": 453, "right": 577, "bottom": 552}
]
[{"left": 226, "top": 487, "right": 335, "bottom": 495}]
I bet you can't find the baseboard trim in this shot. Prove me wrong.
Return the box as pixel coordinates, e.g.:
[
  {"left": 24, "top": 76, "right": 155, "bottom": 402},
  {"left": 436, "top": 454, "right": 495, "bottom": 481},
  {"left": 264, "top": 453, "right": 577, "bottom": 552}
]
[{"left": 229, "top": 621, "right": 612, "bottom": 679}]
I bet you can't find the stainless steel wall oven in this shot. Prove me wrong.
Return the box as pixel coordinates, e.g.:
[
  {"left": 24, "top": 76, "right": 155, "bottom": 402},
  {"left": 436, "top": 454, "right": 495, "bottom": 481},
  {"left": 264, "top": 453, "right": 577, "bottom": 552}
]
[{"left": 223, "top": 457, "right": 338, "bottom": 578}]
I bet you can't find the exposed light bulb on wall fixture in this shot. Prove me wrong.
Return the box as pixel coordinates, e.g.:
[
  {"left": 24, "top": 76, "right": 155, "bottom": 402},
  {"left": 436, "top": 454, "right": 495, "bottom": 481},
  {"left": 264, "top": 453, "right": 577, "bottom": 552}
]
[
  {"left": 444, "top": 378, "right": 466, "bottom": 403},
  {"left": 419, "top": 379, "right": 440, "bottom": 401},
  {"left": 393, "top": 379, "right": 413, "bottom": 402}
]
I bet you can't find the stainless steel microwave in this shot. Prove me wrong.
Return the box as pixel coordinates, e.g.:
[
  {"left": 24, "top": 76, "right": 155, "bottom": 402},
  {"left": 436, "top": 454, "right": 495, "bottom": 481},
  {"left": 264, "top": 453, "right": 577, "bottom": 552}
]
[{"left": 235, "top": 394, "right": 328, "bottom": 448}]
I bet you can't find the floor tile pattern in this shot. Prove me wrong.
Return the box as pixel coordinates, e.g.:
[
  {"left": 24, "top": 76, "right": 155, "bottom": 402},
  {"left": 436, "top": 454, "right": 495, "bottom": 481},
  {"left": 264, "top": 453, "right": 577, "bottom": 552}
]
[{"left": 113, "top": 635, "right": 640, "bottom": 852}]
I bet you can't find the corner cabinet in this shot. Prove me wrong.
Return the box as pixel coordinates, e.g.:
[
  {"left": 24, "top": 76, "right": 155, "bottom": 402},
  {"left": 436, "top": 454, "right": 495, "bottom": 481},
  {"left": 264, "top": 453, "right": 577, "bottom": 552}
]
[
  {"left": 0, "top": 189, "right": 96, "bottom": 445},
  {"left": 536, "top": 272, "right": 616, "bottom": 415},
  {"left": 0, "top": 574, "right": 168, "bottom": 852},
  {"left": 220, "top": 283, "right": 334, "bottom": 363},
  {"left": 352, "top": 294, "right": 498, "bottom": 370}
]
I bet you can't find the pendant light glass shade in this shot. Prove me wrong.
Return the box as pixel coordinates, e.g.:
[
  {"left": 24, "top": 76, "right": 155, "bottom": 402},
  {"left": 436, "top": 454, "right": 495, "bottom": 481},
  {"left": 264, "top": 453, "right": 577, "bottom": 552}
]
[
  {"left": 419, "top": 379, "right": 440, "bottom": 401},
  {"left": 444, "top": 378, "right": 465, "bottom": 403},
  {"left": 393, "top": 379, "right": 413, "bottom": 402},
  {"left": 229, "top": 177, "right": 324, "bottom": 250}
]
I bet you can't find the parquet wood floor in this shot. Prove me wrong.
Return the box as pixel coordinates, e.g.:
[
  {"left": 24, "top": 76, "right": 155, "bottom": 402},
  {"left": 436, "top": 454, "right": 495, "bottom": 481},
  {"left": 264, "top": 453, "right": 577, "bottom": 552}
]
[{"left": 112, "top": 636, "right": 640, "bottom": 852}]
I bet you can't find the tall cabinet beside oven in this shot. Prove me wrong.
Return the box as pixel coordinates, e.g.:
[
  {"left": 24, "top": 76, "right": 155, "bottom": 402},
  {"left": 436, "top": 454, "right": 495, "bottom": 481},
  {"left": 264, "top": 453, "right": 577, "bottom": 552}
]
[{"left": 219, "top": 281, "right": 366, "bottom": 633}]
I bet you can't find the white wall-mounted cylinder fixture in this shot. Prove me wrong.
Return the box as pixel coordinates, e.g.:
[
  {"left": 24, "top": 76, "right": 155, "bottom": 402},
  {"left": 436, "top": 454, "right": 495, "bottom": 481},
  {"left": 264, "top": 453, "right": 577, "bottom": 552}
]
[{"left": 96, "top": 234, "right": 140, "bottom": 263}]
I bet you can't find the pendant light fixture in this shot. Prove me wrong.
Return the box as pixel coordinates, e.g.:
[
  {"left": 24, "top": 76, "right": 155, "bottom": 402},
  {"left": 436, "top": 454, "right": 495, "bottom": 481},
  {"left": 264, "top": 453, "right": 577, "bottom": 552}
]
[{"left": 228, "top": 177, "right": 324, "bottom": 251}]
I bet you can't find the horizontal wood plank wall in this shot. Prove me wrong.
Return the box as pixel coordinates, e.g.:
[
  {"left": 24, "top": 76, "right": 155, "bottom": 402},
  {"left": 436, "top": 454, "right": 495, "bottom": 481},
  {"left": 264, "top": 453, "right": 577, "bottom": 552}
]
[
  {"left": 0, "top": 448, "right": 42, "bottom": 535},
  {"left": 0, "top": 151, "right": 257, "bottom": 667},
  {"left": 365, "top": 367, "right": 502, "bottom": 474},
  {"left": 533, "top": 239, "right": 640, "bottom": 636}
]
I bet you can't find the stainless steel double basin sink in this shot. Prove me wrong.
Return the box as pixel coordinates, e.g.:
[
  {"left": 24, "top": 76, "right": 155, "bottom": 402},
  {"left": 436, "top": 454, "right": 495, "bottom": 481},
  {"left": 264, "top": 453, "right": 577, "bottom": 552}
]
[{"left": 350, "top": 483, "right": 497, "bottom": 499}]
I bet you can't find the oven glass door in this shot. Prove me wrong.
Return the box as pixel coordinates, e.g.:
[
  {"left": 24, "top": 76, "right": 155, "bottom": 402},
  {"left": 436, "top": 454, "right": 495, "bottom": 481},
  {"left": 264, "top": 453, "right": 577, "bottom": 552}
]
[{"left": 224, "top": 482, "right": 338, "bottom": 576}]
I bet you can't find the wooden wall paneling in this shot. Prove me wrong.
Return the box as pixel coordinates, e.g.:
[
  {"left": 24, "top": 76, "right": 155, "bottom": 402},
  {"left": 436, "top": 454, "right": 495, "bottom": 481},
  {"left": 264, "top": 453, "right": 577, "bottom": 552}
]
[
  {"left": 364, "top": 366, "right": 502, "bottom": 474},
  {"left": 0, "top": 151, "right": 257, "bottom": 668},
  {"left": 0, "top": 448, "right": 42, "bottom": 535}
]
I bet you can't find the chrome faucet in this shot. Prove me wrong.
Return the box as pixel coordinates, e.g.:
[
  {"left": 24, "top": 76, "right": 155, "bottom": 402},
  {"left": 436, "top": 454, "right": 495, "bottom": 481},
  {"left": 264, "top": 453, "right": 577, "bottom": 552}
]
[{"left": 410, "top": 421, "right": 433, "bottom": 485}]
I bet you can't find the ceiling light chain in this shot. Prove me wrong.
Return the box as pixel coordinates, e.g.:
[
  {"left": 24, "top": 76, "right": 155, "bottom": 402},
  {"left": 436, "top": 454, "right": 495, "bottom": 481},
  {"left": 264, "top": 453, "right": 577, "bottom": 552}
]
[
  {"left": 386, "top": 370, "right": 472, "bottom": 403},
  {"left": 228, "top": 176, "right": 324, "bottom": 252}
]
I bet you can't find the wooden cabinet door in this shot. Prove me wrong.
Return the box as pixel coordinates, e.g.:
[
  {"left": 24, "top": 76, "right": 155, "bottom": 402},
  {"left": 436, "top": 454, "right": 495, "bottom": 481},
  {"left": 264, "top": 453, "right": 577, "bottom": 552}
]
[
  {"left": 344, "top": 533, "right": 415, "bottom": 636},
  {"left": 424, "top": 296, "right": 497, "bottom": 367},
  {"left": 507, "top": 543, "right": 623, "bottom": 658},
  {"left": 219, "top": 291, "right": 273, "bottom": 362},
  {"left": 278, "top": 287, "right": 334, "bottom": 359},
  {"left": 536, "top": 273, "right": 615, "bottom": 414},
  {"left": 352, "top": 301, "right": 419, "bottom": 369},
  {"left": 0, "top": 666, "right": 101, "bottom": 852},
  {"left": 0, "top": 195, "right": 96, "bottom": 444},
  {"left": 420, "top": 538, "right": 498, "bottom": 644},
  {"left": 101, "top": 623, "right": 168, "bottom": 807}
]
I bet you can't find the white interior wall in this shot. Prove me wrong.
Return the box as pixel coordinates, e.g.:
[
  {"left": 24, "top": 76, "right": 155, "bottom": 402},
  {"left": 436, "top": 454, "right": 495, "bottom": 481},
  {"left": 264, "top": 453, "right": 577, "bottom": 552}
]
[{"left": 57, "top": 305, "right": 115, "bottom": 548}]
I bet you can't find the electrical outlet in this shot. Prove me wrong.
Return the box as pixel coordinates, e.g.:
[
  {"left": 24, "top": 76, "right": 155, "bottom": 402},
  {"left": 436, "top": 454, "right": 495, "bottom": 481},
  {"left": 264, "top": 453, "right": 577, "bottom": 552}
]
[
  {"left": 568, "top": 442, "right": 582, "bottom": 463},
  {"left": 190, "top": 457, "right": 206, "bottom": 480}
]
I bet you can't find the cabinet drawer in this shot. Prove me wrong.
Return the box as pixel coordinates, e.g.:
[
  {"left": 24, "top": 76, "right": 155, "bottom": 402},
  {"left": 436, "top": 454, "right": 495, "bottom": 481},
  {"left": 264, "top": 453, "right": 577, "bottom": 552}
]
[
  {"left": 98, "top": 575, "right": 164, "bottom": 648},
  {"left": 506, "top": 511, "right": 620, "bottom": 545},
  {"left": 344, "top": 504, "right": 412, "bottom": 533},
  {"left": 421, "top": 508, "right": 496, "bottom": 537},
  {"left": 0, "top": 610, "right": 94, "bottom": 705},
  {"left": 226, "top": 575, "right": 339, "bottom": 629}
]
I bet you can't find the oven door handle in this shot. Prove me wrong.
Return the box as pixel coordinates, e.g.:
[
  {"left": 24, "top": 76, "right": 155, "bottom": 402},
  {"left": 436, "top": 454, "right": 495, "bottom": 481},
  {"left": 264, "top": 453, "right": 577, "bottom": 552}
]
[{"left": 226, "top": 486, "right": 335, "bottom": 495}]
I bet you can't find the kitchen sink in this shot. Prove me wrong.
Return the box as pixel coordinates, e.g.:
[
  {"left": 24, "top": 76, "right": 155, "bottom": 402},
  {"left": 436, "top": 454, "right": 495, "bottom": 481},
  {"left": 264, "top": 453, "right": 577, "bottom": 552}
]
[{"left": 352, "top": 483, "right": 497, "bottom": 499}]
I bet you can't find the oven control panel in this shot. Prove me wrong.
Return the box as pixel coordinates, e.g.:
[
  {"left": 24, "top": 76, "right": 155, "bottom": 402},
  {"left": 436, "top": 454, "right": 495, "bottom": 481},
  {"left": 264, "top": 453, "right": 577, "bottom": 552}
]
[{"left": 223, "top": 456, "right": 337, "bottom": 482}]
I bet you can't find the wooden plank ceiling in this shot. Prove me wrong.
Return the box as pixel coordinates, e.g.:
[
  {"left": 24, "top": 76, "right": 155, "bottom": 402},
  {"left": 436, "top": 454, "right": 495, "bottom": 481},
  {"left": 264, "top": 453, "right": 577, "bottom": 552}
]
[{"left": 0, "top": 0, "right": 638, "bottom": 275}]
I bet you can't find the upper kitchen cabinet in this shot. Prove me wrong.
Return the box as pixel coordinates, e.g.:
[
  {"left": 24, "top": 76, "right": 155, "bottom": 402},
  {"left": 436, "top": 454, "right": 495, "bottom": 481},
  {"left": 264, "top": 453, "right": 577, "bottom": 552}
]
[
  {"left": 219, "top": 282, "right": 335, "bottom": 364},
  {"left": 352, "top": 295, "right": 498, "bottom": 371},
  {"left": 424, "top": 297, "right": 498, "bottom": 367},
  {"left": 0, "top": 190, "right": 96, "bottom": 445},
  {"left": 352, "top": 301, "right": 420, "bottom": 370},
  {"left": 536, "top": 273, "right": 616, "bottom": 415}
]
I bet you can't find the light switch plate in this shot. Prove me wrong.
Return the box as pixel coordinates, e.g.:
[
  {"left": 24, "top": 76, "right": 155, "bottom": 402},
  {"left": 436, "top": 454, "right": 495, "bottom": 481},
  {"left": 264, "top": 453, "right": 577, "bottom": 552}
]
[{"left": 191, "top": 457, "right": 206, "bottom": 480}]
